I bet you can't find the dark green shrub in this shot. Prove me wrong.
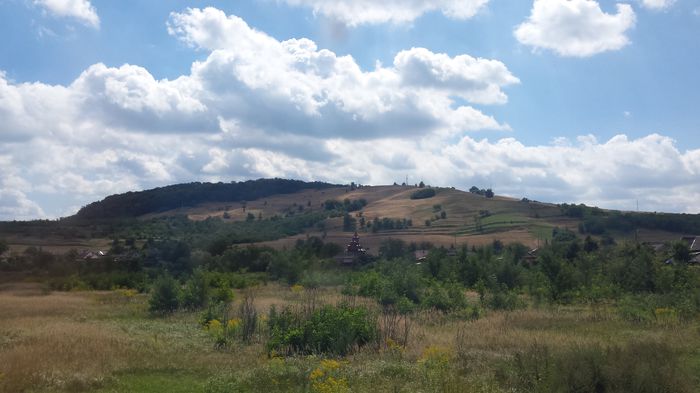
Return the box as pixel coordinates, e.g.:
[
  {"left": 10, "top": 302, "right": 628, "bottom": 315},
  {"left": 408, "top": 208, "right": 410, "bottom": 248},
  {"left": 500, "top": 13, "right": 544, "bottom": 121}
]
[
  {"left": 211, "top": 285, "right": 234, "bottom": 305},
  {"left": 267, "top": 303, "right": 377, "bottom": 356},
  {"left": 411, "top": 188, "right": 436, "bottom": 200},
  {"left": 422, "top": 283, "right": 466, "bottom": 312},
  {"left": 149, "top": 273, "right": 181, "bottom": 314},
  {"left": 486, "top": 285, "right": 521, "bottom": 311},
  {"left": 181, "top": 269, "right": 210, "bottom": 310}
]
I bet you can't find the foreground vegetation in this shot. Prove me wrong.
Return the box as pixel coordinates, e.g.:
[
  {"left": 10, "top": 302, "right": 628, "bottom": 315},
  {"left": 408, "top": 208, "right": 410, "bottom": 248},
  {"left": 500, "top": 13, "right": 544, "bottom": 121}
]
[
  {"left": 2, "top": 222, "right": 700, "bottom": 392},
  {"left": 1, "top": 281, "right": 698, "bottom": 393}
]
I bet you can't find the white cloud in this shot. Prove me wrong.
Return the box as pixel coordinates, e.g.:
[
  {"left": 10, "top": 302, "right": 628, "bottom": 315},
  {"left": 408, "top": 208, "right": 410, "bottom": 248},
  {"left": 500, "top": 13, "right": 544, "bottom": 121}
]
[
  {"left": 515, "top": 0, "right": 636, "bottom": 57},
  {"left": 277, "top": 0, "right": 490, "bottom": 26},
  {"left": 34, "top": 0, "right": 100, "bottom": 28},
  {"left": 1, "top": 7, "right": 699, "bottom": 219},
  {"left": 167, "top": 7, "right": 514, "bottom": 138},
  {"left": 640, "top": 0, "right": 676, "bottom": 11}
]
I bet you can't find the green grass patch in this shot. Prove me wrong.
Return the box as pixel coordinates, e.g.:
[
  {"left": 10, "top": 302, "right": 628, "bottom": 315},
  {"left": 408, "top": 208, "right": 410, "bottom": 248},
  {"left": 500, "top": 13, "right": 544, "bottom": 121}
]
[
  {"left": 529, "top": 224, "right": 554, "bottom": 242},
  {"left": 93, "top": 369, "right": 209, "bottom": 393}
]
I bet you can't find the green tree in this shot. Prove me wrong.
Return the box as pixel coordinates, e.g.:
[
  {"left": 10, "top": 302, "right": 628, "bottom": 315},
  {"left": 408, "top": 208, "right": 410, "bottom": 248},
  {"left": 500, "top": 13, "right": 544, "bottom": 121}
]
[
  {"left": 671, "top": 241, "right": 691, "bottom": 264},
  {"left": 343, "top": 213, "right": 356, "bottom": 232},
  {"left": 149, "top": 274, "right": 181, "bottom": 314},
  {"left": 0, "top": 239, "right": 8, "bottom": 255},
  {"left": 181, "top": 269, "right": 210, "bottom": 310}
]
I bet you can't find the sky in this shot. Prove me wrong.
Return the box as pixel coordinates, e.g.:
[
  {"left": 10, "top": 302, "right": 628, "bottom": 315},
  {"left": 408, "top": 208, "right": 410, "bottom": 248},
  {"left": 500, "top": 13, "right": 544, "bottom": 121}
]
[{"left": 1, "top": 0, "right": 700, "bottom": 220}]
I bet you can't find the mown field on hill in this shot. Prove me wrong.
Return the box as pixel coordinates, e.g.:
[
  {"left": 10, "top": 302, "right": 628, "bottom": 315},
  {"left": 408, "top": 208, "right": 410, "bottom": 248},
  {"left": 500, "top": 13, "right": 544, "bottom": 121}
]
[{"left": 171, "top": 185, "right": 573, "bottom": 250}]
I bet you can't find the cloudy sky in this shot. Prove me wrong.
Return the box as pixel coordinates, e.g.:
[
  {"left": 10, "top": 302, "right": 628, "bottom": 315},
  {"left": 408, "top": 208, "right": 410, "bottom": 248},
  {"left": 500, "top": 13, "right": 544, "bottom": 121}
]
[{"left": 1, "top": 0, "right": 700, "bottom": 220}]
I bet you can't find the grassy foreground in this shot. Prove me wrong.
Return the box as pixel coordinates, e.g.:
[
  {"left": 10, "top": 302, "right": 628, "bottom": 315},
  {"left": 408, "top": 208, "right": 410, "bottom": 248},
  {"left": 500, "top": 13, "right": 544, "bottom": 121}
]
[{"left": 1, "top": 282, "right": 699, "bottom": 393}]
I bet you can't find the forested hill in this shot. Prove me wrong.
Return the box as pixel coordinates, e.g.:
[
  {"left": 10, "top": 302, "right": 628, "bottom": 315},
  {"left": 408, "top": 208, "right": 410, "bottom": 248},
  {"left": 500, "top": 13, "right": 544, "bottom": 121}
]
[{"left": 74, "top": 179, "right": 338, "bottom": 220}]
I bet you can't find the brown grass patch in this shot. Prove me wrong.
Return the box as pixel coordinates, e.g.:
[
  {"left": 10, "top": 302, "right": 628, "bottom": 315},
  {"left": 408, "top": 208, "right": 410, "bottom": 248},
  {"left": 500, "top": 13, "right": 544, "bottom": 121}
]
[{"left": 0, "top": 321, "right": 139, "bottom": 392}]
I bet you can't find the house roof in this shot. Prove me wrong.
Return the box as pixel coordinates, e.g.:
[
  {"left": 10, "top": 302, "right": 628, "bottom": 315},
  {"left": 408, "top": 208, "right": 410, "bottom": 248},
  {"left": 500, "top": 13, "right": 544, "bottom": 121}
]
[
  {"left": 414, "top": 250, "right": 429, "bottom": 260},
  {"left": 681, "top": 236, "right": 700, "bottom": 252}
]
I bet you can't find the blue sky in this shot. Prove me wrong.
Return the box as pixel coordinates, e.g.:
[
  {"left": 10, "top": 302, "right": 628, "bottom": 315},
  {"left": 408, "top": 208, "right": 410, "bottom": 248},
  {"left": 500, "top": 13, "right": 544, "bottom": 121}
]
[{"left": 1, "top": 0, "right": 700, "bottom": 219}]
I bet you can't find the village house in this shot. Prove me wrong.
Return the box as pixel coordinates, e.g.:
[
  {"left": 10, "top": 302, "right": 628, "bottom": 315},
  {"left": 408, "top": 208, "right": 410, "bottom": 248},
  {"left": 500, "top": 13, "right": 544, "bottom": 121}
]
[
  {"left": 414, "top": 249, "right": 429, "bottom": 262},
  {"left": 77, "top": 250, "right": 106, "bottom": 261},
  {"left": 681, "top": 236, "right": 700, "bottom": 253}
]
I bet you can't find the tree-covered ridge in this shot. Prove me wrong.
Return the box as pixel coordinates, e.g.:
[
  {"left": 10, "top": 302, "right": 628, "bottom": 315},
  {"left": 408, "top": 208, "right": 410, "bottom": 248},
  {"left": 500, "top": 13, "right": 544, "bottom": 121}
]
[
  {"left": 75, "top": 178, "right": 338, "bottom": 219},
  {"left": 560, "top": 203, "right": 700, "bottom": 235}
]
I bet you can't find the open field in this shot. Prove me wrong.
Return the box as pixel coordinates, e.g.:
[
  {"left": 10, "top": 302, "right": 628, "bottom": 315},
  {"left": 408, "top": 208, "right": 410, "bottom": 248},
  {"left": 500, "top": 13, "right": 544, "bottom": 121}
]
[{"left": 2, "top": 282, "right": 699, "bottom": 393}]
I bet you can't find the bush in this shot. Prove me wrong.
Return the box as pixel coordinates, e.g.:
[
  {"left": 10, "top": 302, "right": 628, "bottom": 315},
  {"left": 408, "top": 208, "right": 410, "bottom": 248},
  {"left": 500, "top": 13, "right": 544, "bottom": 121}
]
[
  {"left": 267, "top": 303, "right": 377, "bottom": 356},
  {"left": 421, "top": 283, "right": 466, "bottom": 312},
  {"left": 410, "top": 188, "right": 436, "bottom": 200},
  {"left": 486, "top": 284, "right": 521, "bottom": 311},
  {"left": 149, "top": 274, "right": 181, "bottom": 314},
  {"left": 181, "top": 269, "right": 210, "bottom": 310}
]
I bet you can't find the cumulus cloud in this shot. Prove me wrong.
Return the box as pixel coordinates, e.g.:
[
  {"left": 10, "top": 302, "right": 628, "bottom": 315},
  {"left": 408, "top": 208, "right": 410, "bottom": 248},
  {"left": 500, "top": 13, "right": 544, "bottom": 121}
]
[
  {"left": 640, "top": 0, "right": 676, "bottom": 11},
  {"left": 167, "top": 7, "right": 515, "bottom": 138},
  {"left": 1, "top": 7, "right": 699, "bottom": 219},
  {"left": 277, "top": 0, "right": 490, "bottom": 26},
  {"left": 515, "top": 0, "right": 636, "bottom": 57},
  {"left": 34, "top": 0, "right": 100, "bottom": 28}
]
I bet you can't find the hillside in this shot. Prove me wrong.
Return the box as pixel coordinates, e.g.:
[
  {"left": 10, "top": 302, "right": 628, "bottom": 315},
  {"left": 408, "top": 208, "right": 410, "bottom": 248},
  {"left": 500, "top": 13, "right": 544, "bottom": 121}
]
[
  {"left": 116, "top": 182, "right": 698, "bottom": 251},
  {"left": 161, "top": 184, "right": 571, "bottom": 250},
  {"left": 2, "top": 179, "right": 700, "bottom": 254}
]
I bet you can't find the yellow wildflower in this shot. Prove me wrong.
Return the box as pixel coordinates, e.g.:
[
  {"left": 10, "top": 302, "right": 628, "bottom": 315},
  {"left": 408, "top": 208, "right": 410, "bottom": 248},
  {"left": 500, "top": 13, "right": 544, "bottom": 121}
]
[
  {"left": 419, "top": 345, "right": 453, "bottom": 367},
  {"left": 206, "top": 319, "right": 222, "bottom": 332},
  {"left": 310, "top": 368, "right": 325, "bottom": 380},
  {"left": 319, "top": 359, "right": 341, "bottom": 371},
  {"left": 227, "top": 318, "right": 241, "bottom": 330}
]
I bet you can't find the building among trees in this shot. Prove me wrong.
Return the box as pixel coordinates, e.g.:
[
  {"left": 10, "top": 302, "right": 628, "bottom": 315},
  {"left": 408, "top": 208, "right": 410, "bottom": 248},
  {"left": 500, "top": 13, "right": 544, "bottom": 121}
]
[{"left": 336, "top": 232, "right": 367, "bottom": 265}]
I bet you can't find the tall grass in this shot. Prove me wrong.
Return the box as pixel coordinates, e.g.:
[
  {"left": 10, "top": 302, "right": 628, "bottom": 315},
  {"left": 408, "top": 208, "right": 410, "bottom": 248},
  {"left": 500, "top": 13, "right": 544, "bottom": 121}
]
[{"left": 1, "top": 284, "right": 698, "bottom": 393}]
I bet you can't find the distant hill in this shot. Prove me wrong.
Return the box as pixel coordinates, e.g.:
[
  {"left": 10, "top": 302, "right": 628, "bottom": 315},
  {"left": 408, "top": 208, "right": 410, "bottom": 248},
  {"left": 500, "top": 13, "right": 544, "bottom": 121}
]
[
  {"left": 74, "top": 178, "right": 338, "bottom": 220},
  {"left": 3, "top": 180, "right": 700, "bottom": 255}
]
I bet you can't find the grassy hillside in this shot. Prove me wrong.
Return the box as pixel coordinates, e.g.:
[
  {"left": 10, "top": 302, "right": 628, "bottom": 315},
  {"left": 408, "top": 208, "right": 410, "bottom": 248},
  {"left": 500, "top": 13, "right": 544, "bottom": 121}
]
[
  {"left": 147, "top": 185, "right": 575, "bottom": 250},
  {"left": 3, "top": 181, "right": 698, "bottom": 254}
]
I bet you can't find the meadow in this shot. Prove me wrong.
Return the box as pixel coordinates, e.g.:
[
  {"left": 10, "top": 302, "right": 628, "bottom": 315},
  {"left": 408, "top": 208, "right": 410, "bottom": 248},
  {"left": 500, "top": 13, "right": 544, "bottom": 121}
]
[{"left": 1, "top": 281, "right": 699, "bottom": 393}]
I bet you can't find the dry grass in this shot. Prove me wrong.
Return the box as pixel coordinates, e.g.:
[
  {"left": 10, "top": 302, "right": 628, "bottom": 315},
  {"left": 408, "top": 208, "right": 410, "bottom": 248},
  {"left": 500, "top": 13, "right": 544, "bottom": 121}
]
[
  {"left": 0, "top": 321, "right": 137, "bottom": 392},
  {"left": 0, "top": 286, "right": 137, "bottom": 392},
  {"left": 3, "top": 237, "right": 112, "bottom": 255},
  {"left": 1, "top": 283, "right": 697, "bottom": 393}
]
